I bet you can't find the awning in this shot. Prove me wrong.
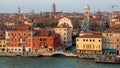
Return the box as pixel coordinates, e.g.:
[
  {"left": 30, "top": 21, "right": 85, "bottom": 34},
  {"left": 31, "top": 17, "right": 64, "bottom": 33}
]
[{"left": 102, "top": 49, "right": 117, "bottom": 53}]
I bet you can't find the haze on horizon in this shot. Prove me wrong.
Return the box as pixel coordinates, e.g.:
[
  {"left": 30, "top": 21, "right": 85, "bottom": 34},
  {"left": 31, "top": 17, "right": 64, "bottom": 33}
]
[{"left": 0, "top": 0, "right": 120, "bottom": 13}]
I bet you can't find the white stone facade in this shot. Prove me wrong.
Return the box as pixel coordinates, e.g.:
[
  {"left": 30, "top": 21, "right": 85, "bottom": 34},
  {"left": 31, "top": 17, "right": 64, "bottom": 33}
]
[{"left": 55, "top": 17, "right": 73, "bottom": 48}]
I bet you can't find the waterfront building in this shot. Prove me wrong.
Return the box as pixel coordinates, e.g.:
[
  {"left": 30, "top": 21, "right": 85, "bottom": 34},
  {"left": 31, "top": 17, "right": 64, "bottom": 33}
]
[
  {"left": 55, "top": 17, "right": 73, "bottom": 48},
  {"left": 76, "top": 30, "right": 102, "bottom": 54},
  {"left": 33, "top": 29, "right": 61, "bottom": 52},
  {"left": 5, "top": 24, "right": 33, "bottom": 53},
  {"left": 103, "top": 24, "right": 120, "bottom": 54},
  {"left": 0, "top": 37, "right": 5, "bottom": 52}
]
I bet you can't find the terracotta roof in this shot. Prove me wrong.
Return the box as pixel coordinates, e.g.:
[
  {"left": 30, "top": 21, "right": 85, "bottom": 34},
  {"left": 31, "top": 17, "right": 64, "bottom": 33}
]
[
  {"left": 12, "top": 24, "right": 31, "bottom": 30},
  {"left": 79, "top": 34, "right": 102, "bottom": 38},
  {"left": 34, "top": 29, "right": 58, "bottom": 37},
  {"left": 81, "top": 30, "right": 94, "bottom": 34},
  {"left": 0, "top": 36, "right": 5, "bottom": 40},
  {"left": 104, "top": 24, "right": 120, "bottom": 33},
  {"left": 112, "top": 16, "right": 120, "bottom": 19}
]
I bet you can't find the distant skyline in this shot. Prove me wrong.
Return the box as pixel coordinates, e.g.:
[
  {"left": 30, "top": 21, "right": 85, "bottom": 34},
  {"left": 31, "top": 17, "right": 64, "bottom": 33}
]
[{"left": 0, "top": 0, "right": 120, "bottom": 13}]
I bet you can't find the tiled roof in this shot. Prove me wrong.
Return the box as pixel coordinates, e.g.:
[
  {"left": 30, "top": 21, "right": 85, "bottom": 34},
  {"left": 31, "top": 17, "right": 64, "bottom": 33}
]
[
  {"left": 12, "top": 24, "right": 31, "bottom": 30},
  {"left": 79, "top": 34, "right": 102, "bottom": 38},
  {"left": 104, "top": 24, "right": 120, "bottom": 33}
]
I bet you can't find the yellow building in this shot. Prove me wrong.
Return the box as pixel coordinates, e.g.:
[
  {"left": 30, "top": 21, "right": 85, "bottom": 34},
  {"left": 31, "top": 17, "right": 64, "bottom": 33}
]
[
  {"left": 76, "top": 30, "right": 102, "bottom": 54},
  {"left": 0, "top": 37, "right": 5, "bottom": 52},
  {"left": 103, "top": 24, "right": 120, "bottom": 54},
  {"left": 5, "top": 22, "right": 15, "bottom": 28}
]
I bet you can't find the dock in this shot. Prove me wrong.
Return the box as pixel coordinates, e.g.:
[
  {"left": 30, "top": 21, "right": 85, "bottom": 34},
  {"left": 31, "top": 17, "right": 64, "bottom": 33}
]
[{"left": 95, "top": 55, "right": 120, "bottom": 64}]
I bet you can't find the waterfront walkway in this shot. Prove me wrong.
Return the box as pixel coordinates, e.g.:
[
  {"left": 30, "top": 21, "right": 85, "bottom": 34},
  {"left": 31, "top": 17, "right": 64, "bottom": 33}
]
[
  {"left": 0, "top": 50, "right": 77, "bottom": 57},
  {"left": 41, "top": 50, "right": 77, "bottom": 57}
]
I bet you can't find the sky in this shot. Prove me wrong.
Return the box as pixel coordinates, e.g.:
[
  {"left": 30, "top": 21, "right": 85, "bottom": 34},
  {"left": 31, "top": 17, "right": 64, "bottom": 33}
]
[{"left": 0, "top": 0, "right": 120, "bottom": 13}]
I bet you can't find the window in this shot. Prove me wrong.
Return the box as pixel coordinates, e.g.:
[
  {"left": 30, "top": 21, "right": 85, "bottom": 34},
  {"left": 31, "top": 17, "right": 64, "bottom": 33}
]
[
  {"left": 99, "top": 45, "right": 101, "bottom": 49},
  {"left": 99, "top": 40, "right": 101, "bottom": 42},
  {"left": 23, "top": 38, "right": 26, "bottom": 42},
  {"left": 64, "top": 37, "right": 66, "bottom": 40},
  {"left": 3, "top": 45, "right": 5, "bottom": 47},
  {"left": 64, "top": 29, "right": 66, "bottom": 31},
  {"left": 29, "top": 39, "right": 31, "bottom": 42},
  {"left": 24, "top": 33, "right": 26, "bottom": 36},
  {"left": 51, "top": 38, "right": 52, "bottom": 40},
  {"left": 117, "top": 39, "right": 119, "bottom": 42},
  {"left": 83, "top": 39, "right": 85, "bottom": 41},
  {"left": 86, "top": 39, "right": 88, "bottom": 41},
  {"left": 18, "top": 33, "right": 20, "bottom": 36},
  {"left": 0, "top": 41, "right": 1, "bottom": 43},
  {"left": 15, "top": 33, "right": 16, "bottom": 36},
  {"left": 93, "top": 45, "right": 94, "bottom": 48},
  {"left": 43, "top": 38, "right": 45, "bottom": 41},
  {"left": 76, "top": 44, "right": 79, "bottom": 48},
  {"left": 93, "top": 39, "right": 95, "bottom": 42},
  {"left": 29, "top": 32, "right": 31, "bottom": 36},
  {"left": 39, "top": 42, "right": 42, "bottom": 46},
  {"left": 90, "top": 39, "right": 92, "bottom": 42},
  {"left": 83, "top": 44, "right": 85, "bottom": 48},
  {"left": 110, "top": 34, "right": 112, "bottom": 36},
  {"left": 40, "top": 38, "right": 42, "bottom": 41},
  {"left": 77, "top": 39, "right": 79, "bottom": 41},
  {"left": 106, "top": 34, "right": 108, "bottom": 36},
  {"left": 0, "top": 45, "right": 2, "bottom": 47}
]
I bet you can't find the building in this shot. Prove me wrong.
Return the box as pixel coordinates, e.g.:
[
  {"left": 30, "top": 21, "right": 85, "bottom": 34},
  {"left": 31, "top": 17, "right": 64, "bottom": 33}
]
[
  {"left": 84, "top": 5, "right": 90, "bottom": 18},
  {"left": 52, "top": 3, "right": 56, "bottom": 13},
  {"left": 18, "top": 6, "right": 21, "bottom": 14},
  {"left": 110, "top": 15, "right": 120, "bottom": 27},
  {"left": 33, "top": 29, "right": 61, "bottom": 52},
  {"left": 103, "top": 24, "right": 120, "bottom": 54},
  {"left": 81, "top": 5, "right": 108, "bottom": 32},
  {"left": 5, "top": 22, "right": 15, "bottom": 29},
  {"left": 76, "top": 30, "right": 102, "bottom": 54},
  {"left": 55, "top": 17, "right": 73, "bottom": 48},
  {"left": 0, "top": 37, "right": 5, "bottom": 52},
  {"left": 5, "top": 24, "right": 33, "bottom": 54}
]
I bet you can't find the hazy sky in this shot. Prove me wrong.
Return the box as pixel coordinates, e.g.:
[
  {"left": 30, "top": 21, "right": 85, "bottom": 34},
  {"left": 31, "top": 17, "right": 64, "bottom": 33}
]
[{"left": 0, "top": 0, "right": 120, "bottom": 13}]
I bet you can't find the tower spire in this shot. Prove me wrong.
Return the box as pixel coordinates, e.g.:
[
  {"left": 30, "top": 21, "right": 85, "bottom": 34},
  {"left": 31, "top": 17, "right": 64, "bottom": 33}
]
[
  {"left": 52, "top": 3, "right": 56, "bottom": 13},
  {"left": 18, "top": 6, "right": 21, "bottom": 14}
]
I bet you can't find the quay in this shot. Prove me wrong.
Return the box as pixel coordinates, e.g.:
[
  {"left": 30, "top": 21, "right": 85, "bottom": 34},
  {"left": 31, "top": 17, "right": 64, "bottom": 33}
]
[
  {"left": 95, "top": 55, "right": 120, "bottom": 64},
  {"left": 0, "top": 50, "right": 77, "bottom": 57}
]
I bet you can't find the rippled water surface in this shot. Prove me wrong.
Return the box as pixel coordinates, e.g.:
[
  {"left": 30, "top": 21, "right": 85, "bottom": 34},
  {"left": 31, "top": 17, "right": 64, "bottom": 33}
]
[{"left": 0, "top": 57, "right": 120, "bottom": 68}]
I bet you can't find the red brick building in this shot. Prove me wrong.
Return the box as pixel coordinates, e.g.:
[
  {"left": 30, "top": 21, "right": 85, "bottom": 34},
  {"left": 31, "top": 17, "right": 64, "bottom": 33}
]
[
  {"left": 5, "top": 24, "right": 33, "bottom": 53},
  {"left": 33, "top": 29, "right": 61, "bottom": 52}
]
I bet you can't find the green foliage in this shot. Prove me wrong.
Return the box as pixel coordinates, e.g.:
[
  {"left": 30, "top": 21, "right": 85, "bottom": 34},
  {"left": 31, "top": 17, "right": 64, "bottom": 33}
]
[{"left": 37, "top": 22, "right": 58, "bottom": 28}]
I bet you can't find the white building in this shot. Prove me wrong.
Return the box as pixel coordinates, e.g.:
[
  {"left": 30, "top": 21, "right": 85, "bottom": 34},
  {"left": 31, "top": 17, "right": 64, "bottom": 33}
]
[{"left": 55, "top": 17, "right": 73, "bottom": 48}]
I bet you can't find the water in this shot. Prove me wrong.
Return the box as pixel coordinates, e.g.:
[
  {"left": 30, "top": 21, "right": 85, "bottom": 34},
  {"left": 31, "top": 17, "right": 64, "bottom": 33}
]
[{"left": 0, "top": 57, "right": 120, "bottom": 68}]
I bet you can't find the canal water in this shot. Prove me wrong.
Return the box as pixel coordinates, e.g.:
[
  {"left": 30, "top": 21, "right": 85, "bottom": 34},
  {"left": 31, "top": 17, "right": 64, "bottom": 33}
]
[{"left": 0, "top": 57, "right": 120, "bottom": 68}]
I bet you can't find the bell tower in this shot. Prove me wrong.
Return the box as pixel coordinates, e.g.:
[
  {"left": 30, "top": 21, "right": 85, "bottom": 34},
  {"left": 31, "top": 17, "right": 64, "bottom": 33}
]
[{"left": 84, "top": 5, "right": 90, "bottom": 18}]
